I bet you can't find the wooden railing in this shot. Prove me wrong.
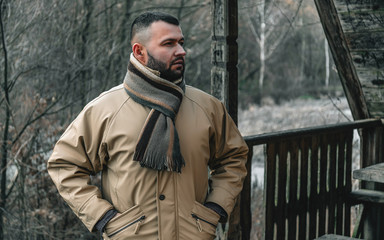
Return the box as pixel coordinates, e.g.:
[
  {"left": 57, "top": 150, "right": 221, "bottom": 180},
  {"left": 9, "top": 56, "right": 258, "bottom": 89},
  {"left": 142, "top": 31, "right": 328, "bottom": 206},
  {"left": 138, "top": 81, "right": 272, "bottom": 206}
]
[{"left": 239, "top": 118, "right": 383, "bottom": 240}]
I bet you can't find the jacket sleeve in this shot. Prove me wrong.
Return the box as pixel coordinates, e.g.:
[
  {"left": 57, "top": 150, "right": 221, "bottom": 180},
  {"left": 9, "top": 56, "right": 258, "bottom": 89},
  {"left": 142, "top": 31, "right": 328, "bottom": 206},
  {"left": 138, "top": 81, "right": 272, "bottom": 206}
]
[
  {"left": 205, "top": 101, "right": 248, "bottom": 218},
  {"left": 47, "top": 106, "right": 114, "bottom": 232}
]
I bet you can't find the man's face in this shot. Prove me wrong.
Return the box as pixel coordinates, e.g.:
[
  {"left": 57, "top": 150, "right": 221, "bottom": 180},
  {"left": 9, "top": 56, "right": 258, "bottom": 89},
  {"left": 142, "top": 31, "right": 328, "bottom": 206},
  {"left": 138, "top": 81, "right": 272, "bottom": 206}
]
[{"left": 143, "top": 21, "right": 186, "bottom": 81}]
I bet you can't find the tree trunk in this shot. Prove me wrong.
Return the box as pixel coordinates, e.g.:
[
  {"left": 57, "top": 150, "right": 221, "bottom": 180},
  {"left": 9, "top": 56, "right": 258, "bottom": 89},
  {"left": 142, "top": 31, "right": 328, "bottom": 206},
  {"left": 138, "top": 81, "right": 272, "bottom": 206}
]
[
  {"left": 258, "top": 0, "right": 265, "bottom": 92},
  {"left": 80, "top": 0, "right": 92, "bottom": 106},
  {"left": 324, "top": 38, "right": 330, "bottom": 88},
  {"left": 0, "top": 0, "right": 10, "bottom": 238},
  {"left": 299, "top": 13, "right": 305, "bottom": 86}
]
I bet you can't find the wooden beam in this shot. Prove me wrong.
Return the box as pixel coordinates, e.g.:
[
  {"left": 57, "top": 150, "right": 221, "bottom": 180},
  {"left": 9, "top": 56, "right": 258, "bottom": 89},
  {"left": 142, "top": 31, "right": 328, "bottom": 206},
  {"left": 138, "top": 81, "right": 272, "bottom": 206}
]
[
  {"left": 350, "top": 189, "right": 384, "bottom": 204},
  {"left": 314, "top": 0, "right": 370, "bottom": 120},
  {"left": 359, "top": 123, "right": 384, "bottom": 239},
  {"left": 211, "top": 1, "right": 248, "bottom": 240},
  {"left": 211, "top": 0, "right": 238, "bottom": 124}
]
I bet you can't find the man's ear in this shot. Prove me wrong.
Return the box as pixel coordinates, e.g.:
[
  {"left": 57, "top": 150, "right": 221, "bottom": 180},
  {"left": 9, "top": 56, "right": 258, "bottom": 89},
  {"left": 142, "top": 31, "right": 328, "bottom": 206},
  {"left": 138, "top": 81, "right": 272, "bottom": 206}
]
[{"left": 132, "top": 43, "right": 146, "bottom": 64}]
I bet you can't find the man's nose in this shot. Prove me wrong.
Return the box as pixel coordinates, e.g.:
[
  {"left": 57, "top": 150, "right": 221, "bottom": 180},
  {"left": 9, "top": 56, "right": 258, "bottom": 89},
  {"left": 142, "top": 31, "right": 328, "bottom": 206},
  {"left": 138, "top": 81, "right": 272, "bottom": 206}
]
[{"left": 176, "top": 44, "right": 186, "bottom": 56}]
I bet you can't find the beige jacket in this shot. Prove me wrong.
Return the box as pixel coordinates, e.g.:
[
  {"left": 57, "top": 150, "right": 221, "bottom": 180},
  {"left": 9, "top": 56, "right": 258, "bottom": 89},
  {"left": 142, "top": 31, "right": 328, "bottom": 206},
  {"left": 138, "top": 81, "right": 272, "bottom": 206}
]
[{"left": 47, "top": 83, "right": 248, "bottom": 240}]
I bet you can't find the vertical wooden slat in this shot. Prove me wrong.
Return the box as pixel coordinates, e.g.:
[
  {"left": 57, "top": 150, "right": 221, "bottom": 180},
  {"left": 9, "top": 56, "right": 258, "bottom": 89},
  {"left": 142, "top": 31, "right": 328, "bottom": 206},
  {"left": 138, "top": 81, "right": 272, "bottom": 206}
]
[
  {"left": 276, "top": 141, "right": 288, "bottom": 240},
  {"left": 298, "top": 137, "right": 310, "bottom": 240},
  {"left": 344, "top": 130, "right": 354, "bottom": 236},
  {"left": 318, "top": 134, "right": 328, "bottom": 236},
  {"left": 239, "top": 144, "right": 252, "bottom": 240},
  {"left": 328, "top": 133, "right": 337, "bottom": 234},
  {"left": 288, "top": 140, "right": 299, "bottom": 239},
  {"left": 265, "top": 143, "right": 277, "bottom": 240},
  {"left": 336, "top": 132, "right": 346, "bottom": 234},
  {"left": 309, "top": 136, "right": 320, "bottom": 240}
]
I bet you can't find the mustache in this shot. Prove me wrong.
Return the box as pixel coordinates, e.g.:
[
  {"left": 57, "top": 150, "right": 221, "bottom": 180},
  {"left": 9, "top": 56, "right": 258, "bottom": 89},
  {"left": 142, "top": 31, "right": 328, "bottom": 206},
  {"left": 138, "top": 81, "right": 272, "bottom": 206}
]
[{"left": 171, "top": 57, "right": 185, "bottom": 65}]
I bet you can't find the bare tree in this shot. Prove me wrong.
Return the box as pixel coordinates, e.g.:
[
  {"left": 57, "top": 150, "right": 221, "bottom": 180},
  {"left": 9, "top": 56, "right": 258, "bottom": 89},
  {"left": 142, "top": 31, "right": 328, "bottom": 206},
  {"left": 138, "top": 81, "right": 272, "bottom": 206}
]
[
  {"left": 0, "top": 0, "right": 10, "bottom": 237},
  {"left": 245, "top": 0, "right": 303, "bottom": 90}
]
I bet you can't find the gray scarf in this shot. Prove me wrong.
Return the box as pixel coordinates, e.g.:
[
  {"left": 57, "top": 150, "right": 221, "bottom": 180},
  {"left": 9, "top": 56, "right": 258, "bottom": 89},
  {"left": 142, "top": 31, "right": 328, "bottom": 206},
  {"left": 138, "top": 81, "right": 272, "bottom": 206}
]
[{"left": 123, "top": 54, "right": 185, "bottom": 172}]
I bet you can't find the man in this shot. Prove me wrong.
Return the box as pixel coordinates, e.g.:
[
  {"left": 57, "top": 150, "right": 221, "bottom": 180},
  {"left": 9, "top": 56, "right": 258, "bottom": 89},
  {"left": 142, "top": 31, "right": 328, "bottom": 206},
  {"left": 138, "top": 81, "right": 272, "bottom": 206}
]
[{"left": 47, "top": 12, "right": 248, "bottom": 240}]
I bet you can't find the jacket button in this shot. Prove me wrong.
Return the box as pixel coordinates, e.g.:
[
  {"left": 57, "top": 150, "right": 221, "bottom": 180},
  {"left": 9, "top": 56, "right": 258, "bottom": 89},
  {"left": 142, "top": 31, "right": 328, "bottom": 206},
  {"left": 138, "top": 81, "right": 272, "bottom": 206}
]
[{"left": 159, "top": 194, "right": 165, "bottom": 200}]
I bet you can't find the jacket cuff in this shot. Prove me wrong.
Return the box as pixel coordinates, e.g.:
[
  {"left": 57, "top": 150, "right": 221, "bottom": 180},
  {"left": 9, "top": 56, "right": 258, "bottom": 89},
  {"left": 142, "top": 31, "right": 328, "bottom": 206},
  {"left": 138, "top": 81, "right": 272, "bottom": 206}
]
[
  {"left": 204, "top": 202, "right": 228, "bottom": 223},
  {"left": 94, "top": 209, "right": 118, "bottom": 232}
]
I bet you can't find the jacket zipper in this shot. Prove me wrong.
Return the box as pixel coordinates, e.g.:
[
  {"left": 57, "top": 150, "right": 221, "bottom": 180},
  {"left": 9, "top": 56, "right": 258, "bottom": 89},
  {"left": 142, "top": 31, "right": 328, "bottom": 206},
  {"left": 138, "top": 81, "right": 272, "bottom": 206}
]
[
  {"left": 191, "top": 213, "right": 216, "bottom": 232},
  {"left": 108, "top": 215, "right": 145, "bottom": 238}
]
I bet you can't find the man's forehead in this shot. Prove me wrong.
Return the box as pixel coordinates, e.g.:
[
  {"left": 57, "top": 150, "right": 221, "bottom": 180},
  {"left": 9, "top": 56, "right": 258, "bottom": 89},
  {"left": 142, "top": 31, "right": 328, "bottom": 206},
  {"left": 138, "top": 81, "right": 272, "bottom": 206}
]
[{"left": 149, "top": 21, "right": 183, "bottom": 39}]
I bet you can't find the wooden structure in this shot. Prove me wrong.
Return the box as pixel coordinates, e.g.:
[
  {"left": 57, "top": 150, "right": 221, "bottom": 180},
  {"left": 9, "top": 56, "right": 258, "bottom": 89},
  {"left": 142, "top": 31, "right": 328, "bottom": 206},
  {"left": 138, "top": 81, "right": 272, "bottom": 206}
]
[
  {"left": 315, "top": 234, "right": 360, "bottom": 240},
  {"left": 314, "top": 1, "right": 384, "bottom": 239},
  {"left": 211, "top": 0, "right": 238, "bottom": 124},
  {"left": 244, "top": 119, "right": 383, "bottom": 240},
  {"left": 314, "top": 0, "right": 384, "bottom": 120},
  {"left": 210, "top": 0, "right": 384, "bottom": 239}
]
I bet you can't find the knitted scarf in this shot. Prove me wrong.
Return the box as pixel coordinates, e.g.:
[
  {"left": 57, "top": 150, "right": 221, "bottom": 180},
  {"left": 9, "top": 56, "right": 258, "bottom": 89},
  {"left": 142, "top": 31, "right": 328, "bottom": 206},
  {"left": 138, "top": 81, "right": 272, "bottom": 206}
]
[{"left": 123, "top": 54, "right": 185, "bottom": 172}]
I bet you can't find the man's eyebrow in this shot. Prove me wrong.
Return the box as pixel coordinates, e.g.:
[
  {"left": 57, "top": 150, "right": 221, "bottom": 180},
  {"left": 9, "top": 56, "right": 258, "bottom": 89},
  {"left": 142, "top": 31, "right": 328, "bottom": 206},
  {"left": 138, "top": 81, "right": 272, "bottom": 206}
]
[{"left": 161, "top": 37, "right": 185, "bottom": 43}]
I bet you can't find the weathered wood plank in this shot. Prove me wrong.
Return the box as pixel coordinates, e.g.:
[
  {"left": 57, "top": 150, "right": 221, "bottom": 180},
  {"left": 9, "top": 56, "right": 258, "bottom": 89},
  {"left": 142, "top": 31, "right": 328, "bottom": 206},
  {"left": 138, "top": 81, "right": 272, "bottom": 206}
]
[
  {"left": 318, "top": 135, "right": 328, "bottom": 236},
  {"left": 288, "top": 141, "right": 299, "bottom": 239},
  {"left": 351, "top": 50, "right": 384, "bottom": 69},
  {"left": 315, "top": 234, "right": 360, "bottom": 240},
  {"left": 350, "top": 189, "right": 384, "bottom": 203},
  {"left": 336, "top": 133, "right": 347, "bottom": 234},
  {"left": 345, "top": 31, "right": 384, "bottom": 51},
  {"left": 344, "top": 130, "right": 353, "bottom": 236},
  {"left": 265, "top": 143, "right": 277, "bottom": 240},
  {"left": 351, "top": 50, "right": 384, "bottom": 89},
  {"left": 338, "top": 11, "right": 384, "bottom": 33},
  {"left": 358, "top": 70, "right": 384, "bottom": 86},
  {"left": 309, "top": 136, "right": 320, "bottom": 240},
  {"left": 276, "top": 141, "right": 288, "bottom": 239},
  {"left": 353, "top": 162, "right": 384, "bottom": 183},
  {"left": 362, "top": 88, "right": 384, "bottom": 104},
  {"left": 334, "top": 0, "right": 384, "bottom": 12},
  {"left": 298, "top": 137, "right": 309, "bottom": 240},
  {"left": 239, "top": 144, "right": 252, "bottom": 240},
  {"left": 366, "top": 101, "right": 384, "bottom": 117},
  {"left": 364, "top": 91, "right": 384, "bottom": 106},
  {"left": 328, "top": 135, "right": 337, "bottom": 234}
]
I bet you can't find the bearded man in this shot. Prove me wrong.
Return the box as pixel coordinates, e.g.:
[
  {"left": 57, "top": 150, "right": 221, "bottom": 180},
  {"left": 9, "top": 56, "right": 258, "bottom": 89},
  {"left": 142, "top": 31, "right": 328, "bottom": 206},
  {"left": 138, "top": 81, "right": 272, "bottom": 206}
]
[{"left": 47, "top": 11, "right": 248, "bottom": 240}]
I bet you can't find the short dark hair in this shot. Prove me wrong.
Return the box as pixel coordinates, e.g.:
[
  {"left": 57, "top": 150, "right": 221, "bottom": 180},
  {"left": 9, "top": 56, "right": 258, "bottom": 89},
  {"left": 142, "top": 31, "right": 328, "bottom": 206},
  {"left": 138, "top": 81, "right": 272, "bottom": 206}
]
[{"left": 130, "top": 12, "right": 180, "bottom": 42}]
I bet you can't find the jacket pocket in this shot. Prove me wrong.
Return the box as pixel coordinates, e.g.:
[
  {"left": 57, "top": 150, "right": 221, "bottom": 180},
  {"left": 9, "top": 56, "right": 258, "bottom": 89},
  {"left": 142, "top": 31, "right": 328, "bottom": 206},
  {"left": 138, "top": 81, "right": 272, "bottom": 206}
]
[
  {"left": 191, "top": 201, "right": 220, "bottom": 236},
  {"left": 104, "top": 205, "right": 145, "bottom": 239}
]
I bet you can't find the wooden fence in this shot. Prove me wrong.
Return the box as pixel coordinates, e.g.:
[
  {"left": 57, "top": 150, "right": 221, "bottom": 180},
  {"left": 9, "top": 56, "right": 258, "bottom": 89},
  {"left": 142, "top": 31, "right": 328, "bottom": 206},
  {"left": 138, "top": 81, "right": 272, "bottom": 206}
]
[{"left": 241, "top": 118, "right": 383, "bottom": 240}]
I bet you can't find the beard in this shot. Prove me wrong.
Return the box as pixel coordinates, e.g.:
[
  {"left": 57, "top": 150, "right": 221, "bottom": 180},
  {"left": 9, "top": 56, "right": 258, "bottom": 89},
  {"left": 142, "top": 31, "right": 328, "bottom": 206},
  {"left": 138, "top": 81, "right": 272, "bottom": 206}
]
[{"left": 146, "top": 52, "right": 184, "bottom": 81}]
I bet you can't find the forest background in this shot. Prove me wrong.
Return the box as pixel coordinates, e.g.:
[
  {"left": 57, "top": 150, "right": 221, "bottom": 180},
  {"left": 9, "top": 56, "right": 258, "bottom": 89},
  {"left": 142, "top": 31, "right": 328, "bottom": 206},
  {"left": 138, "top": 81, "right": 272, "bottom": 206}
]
[{"left": 0, "top": 0, "right": 346, "bottom": 239}]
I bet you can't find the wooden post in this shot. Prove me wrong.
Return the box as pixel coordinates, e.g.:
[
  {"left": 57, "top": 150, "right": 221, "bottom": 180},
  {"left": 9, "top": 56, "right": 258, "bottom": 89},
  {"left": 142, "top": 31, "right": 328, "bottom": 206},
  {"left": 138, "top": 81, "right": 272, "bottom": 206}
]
[
  {"left": 211, "top": 0, "right": 238, "bottom": 124},
  {"left": 211, "top": 1, "right": 250, "bottom": 240},
  {"left": 360, "top": 124, "right": 384, "bottom": 239}
]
